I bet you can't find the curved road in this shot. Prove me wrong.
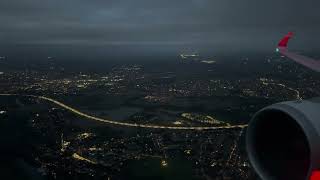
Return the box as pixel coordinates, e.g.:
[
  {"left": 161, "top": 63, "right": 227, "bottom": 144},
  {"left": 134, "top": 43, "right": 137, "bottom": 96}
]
[{"left": 0, "top": 93, "right": 248, "bottom": 130}]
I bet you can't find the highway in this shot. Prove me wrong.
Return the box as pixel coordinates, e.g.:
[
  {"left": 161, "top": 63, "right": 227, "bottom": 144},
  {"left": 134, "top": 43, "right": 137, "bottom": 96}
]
[{"left": 0, "top": 93, "right": 248, "bottom": 130}]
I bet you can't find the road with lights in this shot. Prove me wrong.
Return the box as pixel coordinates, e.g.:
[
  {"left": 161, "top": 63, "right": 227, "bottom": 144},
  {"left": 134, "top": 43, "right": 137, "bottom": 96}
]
[{"left": 0, "top": 93, "right": 248, "bottom": 130}]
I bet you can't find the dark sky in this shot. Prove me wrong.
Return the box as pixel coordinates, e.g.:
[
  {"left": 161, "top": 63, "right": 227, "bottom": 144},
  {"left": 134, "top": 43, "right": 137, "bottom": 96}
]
[{"left": 0, "top": 0, "right": 320, "bottom": 57}]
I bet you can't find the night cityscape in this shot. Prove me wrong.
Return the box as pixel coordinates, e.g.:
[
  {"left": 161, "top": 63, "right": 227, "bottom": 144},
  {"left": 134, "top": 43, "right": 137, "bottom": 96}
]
[
  {"left": 1, "top": 0, "right": 320, "bottom": 180},
  {"left": 1, "top": 53, "right": 319, "bottom": 179}
]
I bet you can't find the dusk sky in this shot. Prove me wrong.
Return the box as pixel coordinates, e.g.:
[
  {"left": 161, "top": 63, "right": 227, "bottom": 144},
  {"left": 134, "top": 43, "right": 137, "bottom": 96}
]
[{"left": 1, "top": 0, "right": 320, "bottom": 57}]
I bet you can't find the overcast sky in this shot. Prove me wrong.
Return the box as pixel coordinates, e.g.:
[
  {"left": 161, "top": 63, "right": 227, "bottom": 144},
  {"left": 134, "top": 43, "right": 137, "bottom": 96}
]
[{"left": 0, "top": 0, "right": 319, "bottom": 57}]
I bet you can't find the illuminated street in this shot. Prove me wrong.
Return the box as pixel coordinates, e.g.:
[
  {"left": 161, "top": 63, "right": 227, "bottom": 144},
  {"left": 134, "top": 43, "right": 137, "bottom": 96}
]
[{"left": 0, "top": 93, "right": 248, "bottom": 130}]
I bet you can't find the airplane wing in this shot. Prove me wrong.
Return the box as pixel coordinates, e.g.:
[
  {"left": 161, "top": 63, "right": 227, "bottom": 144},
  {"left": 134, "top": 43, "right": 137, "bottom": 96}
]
[{"left": 277, "top": 32, "right": 320, "bottom": 72}]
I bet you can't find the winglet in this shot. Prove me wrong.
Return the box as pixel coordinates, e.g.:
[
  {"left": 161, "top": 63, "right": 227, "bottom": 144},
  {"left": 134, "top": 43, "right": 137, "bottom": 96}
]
[{"left": 278, "top": 32, "right": 294, "bottom": 48}]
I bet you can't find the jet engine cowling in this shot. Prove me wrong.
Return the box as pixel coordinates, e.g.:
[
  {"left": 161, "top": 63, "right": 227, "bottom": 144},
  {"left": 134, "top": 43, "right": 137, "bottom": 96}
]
[{"left": 246, "top": 98, "right": 320, "bottom": 180}]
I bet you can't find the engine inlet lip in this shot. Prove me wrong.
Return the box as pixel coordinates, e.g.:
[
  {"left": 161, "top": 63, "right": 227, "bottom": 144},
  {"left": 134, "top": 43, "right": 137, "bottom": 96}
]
[{"left": 246, "top": 103, "right": 320, "bottom": 180}]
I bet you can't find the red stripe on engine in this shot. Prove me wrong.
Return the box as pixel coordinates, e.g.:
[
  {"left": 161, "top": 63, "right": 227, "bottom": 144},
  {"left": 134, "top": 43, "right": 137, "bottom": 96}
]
[{"left": 310, "top": 170, "right": 320, "bottom": 180}]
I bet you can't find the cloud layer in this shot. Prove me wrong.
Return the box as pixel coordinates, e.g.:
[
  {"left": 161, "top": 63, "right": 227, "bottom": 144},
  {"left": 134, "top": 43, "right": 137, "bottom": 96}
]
[{"left": 0, "top": 0, "right": 319, "bottom": 55}]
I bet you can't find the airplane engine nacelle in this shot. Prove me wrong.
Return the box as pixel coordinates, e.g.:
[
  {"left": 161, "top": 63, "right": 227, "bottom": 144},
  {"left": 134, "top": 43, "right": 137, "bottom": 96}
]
[{"left": 246, "top": 98, "right": 320, "bottom": 180}]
